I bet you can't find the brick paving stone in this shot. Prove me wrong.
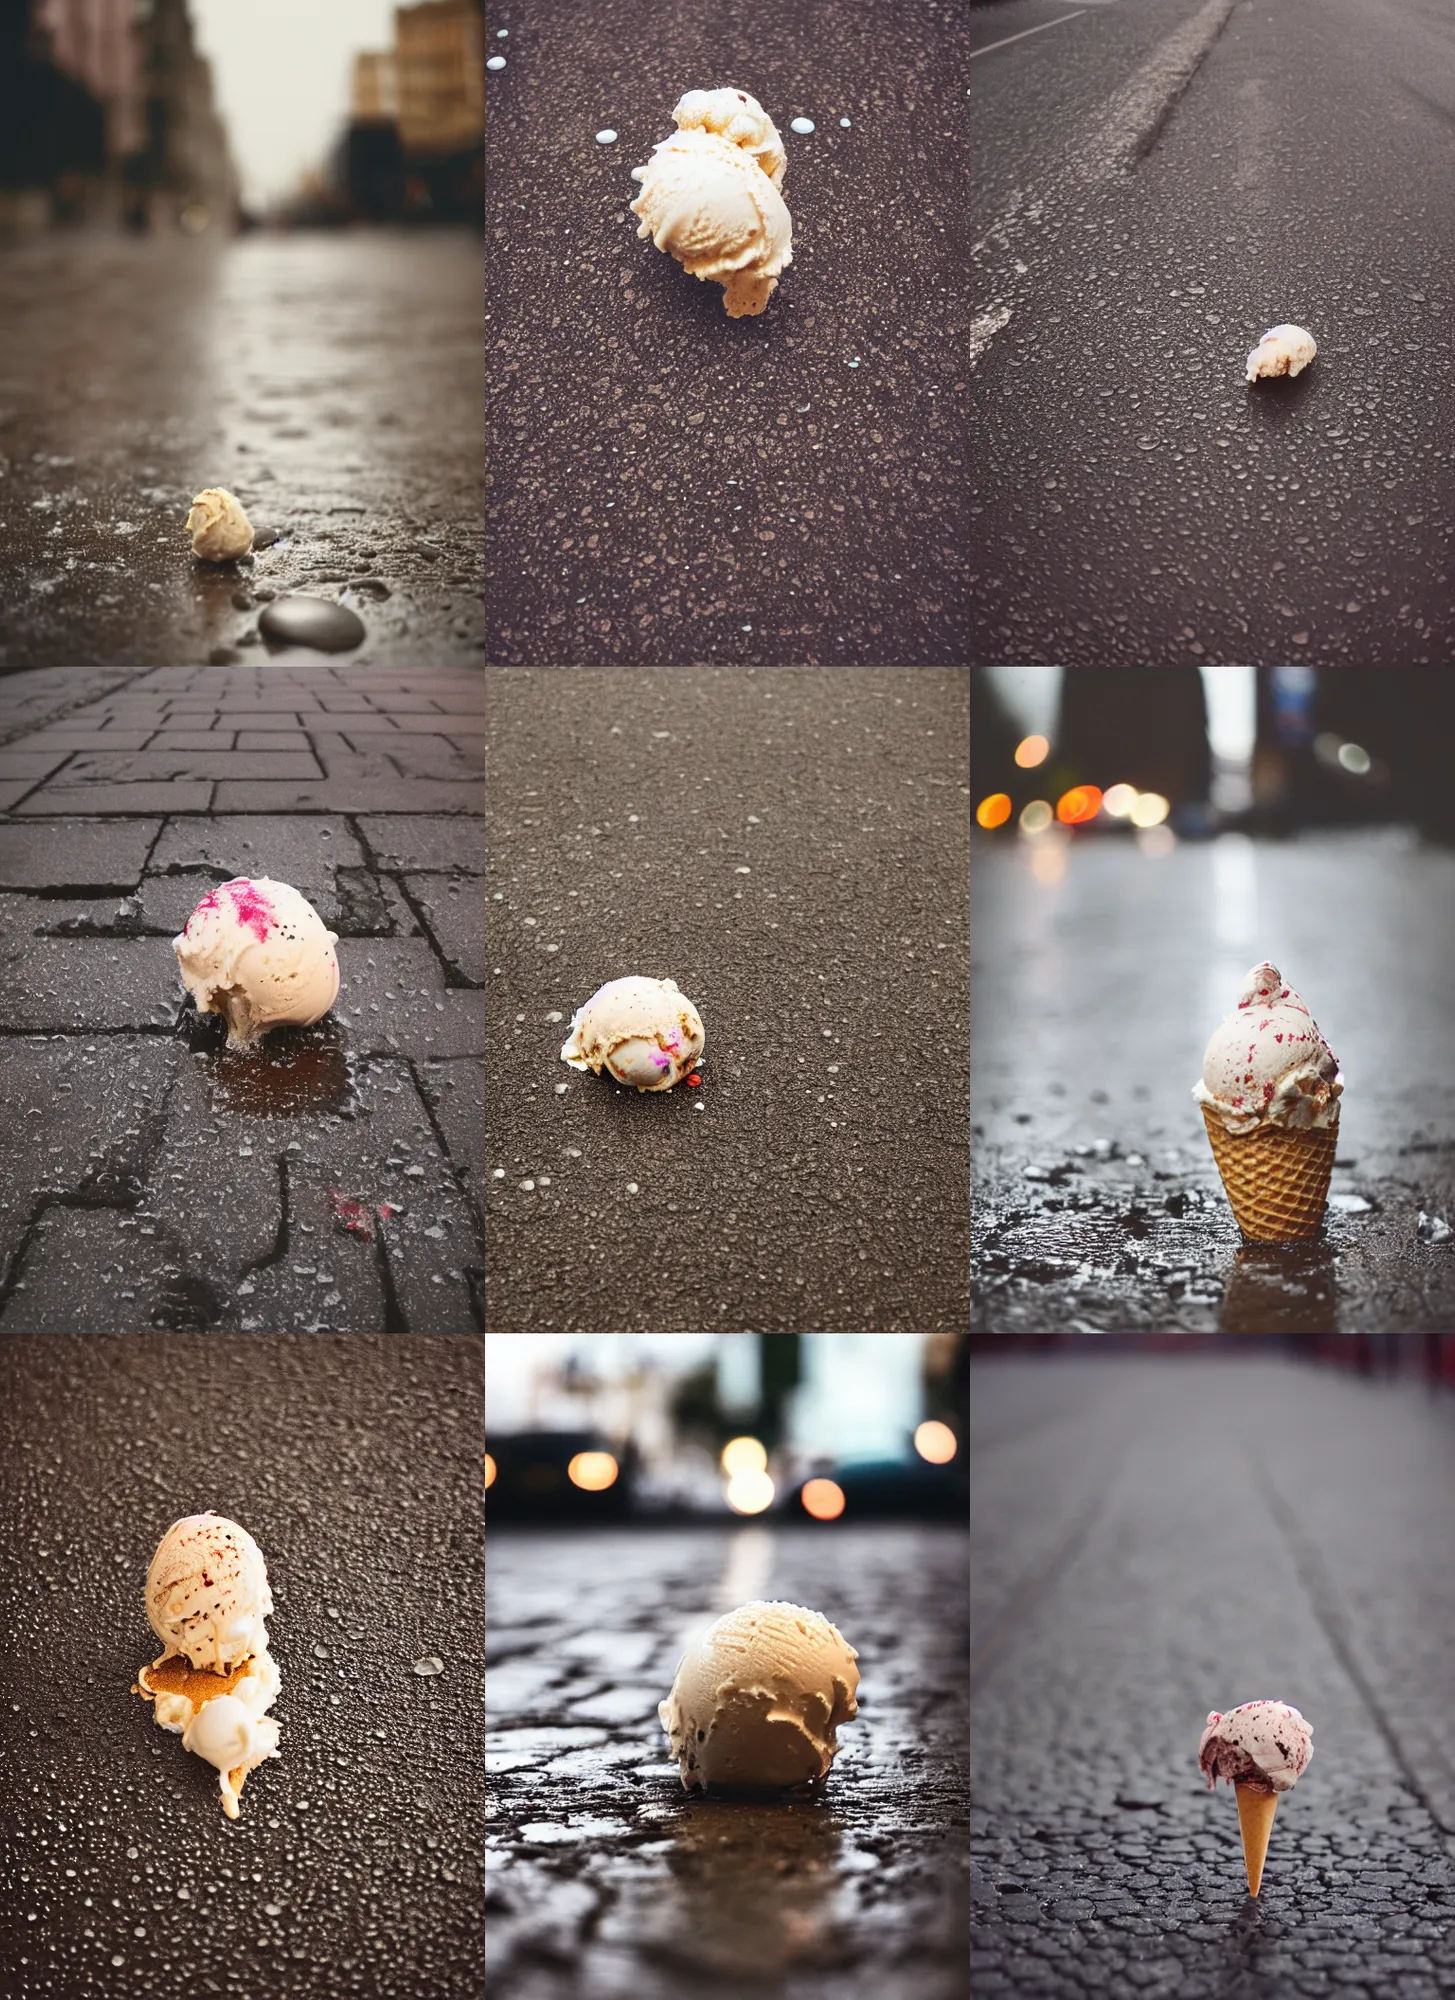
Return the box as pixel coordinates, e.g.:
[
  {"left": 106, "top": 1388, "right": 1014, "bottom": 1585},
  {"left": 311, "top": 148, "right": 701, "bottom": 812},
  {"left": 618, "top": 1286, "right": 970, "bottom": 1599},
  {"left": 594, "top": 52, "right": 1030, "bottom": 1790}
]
[
  {"left": 971, "top": 1357, "right": 1455, "bottom": 1997},
  {"left": 0, "top": 782, "right": 35, "bottom": 811},
  {"left": 213, "top": 777, "right": 482, "bottom": 814},
  {"left": 0, "top": 938, "right": 175, "bottom": 1030},
  {"left": 0, "top": 817, "right": 160, "bottom": 890},
  {"left": 0, "top": 1039, "right": 177, "bottom": 1294},
  {"left": 0, "top": 750, "right": 75, "bottom": 781},
  {"left": 423, "top": 1057, "right": 485, "bottom": 1217},
  {"left": 17, "top": 780, "right": 215, "bottom": 815},
  {"left": 358, "top": 816, "right": 485, "bottom": 872},
  {"left": 57, "top": 750, "right": 324, "bottom": 781},
  {"left": 403, "top": 875, "right": 485, "bottom": 984},
  {"left": 149, "top": 812, "right": 367, "bottom": 877}
]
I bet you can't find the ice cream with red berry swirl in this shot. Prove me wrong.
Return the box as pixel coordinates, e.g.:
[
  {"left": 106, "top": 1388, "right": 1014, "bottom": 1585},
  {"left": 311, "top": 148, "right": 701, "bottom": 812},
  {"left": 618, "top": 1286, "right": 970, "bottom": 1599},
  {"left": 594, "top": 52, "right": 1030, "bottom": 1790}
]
[
  {"left": 173, "top": 877, "right": 339, "bottom": 1047},
  {"left": 1193, "top": 962, "right": 1342, "bottom": 1138},
  {"left": 1199, "top": 1699, "right": 1312, "bottom": 1795}
]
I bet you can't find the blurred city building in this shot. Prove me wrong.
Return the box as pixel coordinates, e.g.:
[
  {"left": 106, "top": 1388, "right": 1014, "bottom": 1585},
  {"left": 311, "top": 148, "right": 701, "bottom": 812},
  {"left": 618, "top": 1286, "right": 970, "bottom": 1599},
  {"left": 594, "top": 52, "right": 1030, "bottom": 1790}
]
[
  {"left": 334, "top": 0, "right": 482, "bottom": 223},
  {"left": 485, "top": 1336, "right": 967, "bottom": 1524},
  {"left": 0, "top": 0, "right": 235, "bottom": 233}
]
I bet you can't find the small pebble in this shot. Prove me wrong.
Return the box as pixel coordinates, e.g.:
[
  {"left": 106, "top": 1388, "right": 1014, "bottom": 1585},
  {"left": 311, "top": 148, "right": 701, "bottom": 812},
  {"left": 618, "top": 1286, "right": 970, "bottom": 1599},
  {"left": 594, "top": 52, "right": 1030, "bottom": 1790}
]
[
  {"left": 258, "top": 595, "right": 366, "bottom": 653},
  {"left": 412, "top": 1656, "right": 445, "bottom": 1677},
  {"left": 790, "top": 118, "right": 815, "bottom": 134},
  {"left": 595, "top": 129, "right": 618, "bottom": 145},
  {"left": 840, "top": 117, "right": 851, "bottom": 128},
  {"left": 487, "top": 55, "right": 506, "bottom": 70}
]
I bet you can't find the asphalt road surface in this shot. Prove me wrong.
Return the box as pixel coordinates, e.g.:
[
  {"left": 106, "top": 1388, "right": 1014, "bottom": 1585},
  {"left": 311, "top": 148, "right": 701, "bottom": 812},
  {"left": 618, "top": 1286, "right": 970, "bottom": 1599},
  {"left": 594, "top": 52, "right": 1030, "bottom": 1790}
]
[
  {"left": 0, "top": 1335, "right": 485, "bottom": 2000},
  {"left": 972, "top": 1354, "right": 1455, "bottom": 1996},
  {"left": 0, "top": 231, "right": 484, "bottom": 670},
  {"left": 486, "top": 0, "right": 970, "bottom": 666},
  {"left": 971, "top": 829, "right": 1455, "bottom": 1331},
  {"left": 486, "top": 1520, "right": 969, "bottom": 2000},
  {"left": 970, "top": 0, "right": 1455, "bottom": 664},
  {"left": 485, "top": 667, "right": 970, "bottom": 1333}
]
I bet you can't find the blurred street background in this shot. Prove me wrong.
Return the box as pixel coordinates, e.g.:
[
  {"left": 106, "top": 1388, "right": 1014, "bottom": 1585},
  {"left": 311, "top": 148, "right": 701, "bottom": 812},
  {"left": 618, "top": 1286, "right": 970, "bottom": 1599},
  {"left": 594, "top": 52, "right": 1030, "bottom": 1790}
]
[
  {"left": 0, "top": 0, "right": 484, "bottom": 668},
  {"left": 485, "top": 1333, "right": 969, "bottom": 2000},
  {"left": 971, "top": 1342, "right": 1455, "bottom": 1997},
  {"left": 971, "top": 667, "right": 1455, "bottom": 1334}
]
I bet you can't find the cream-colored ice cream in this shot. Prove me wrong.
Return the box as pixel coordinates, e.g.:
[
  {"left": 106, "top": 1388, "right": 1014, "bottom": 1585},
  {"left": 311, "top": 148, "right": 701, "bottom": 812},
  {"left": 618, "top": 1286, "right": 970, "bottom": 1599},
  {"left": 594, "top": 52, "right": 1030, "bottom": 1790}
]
[
  {"left": 139, "top": 1514, "right": 281, "bottom": 1819},
  {"left": 173, "top": 877, "right": 340, "bottom": 1047},
  {"left": 1246, "top": 325, "right": 1317, "bottom": 381},
  {"left": 560, "top": 974, "right": 704, "bottom": 1091},
  {"left": 1193, "top": 961, "right": 1342, "bottom": 1136},
  {"left": 631, "top": 90, "right": 793, "bottom": 318},
  {"left": 658, "top": 1599, "right": 859, "bottom": 1791},
  {"left": 145, "top": 1512, "right": 274, "bottom": 1671},
  {"left": 671, "top": 87, "right": 786, "bottom": 188},
  {"left": 186, "top": 487, "right": 254, "bottom": 560}
]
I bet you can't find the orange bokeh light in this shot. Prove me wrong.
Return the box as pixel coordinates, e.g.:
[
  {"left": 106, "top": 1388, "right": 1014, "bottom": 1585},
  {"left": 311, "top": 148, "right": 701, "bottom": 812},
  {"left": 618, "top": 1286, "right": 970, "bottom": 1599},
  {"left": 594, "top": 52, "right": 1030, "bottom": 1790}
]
[
  {"left": 568, "top": 1451, "right": 618, "bottom": 1492},
  {"left": 976, "top": 792, "right": 1012, "bottom": 830},
  {"left": 801, "top": 1478, "right": 846, "bottom": 1521},
  {"left": 485, "top": 1454, "right": 497, "bottom": 1489},
  {"left": 1056, "top": 785, "right": 1103, "bottom": 826},
  {"left": 1014, "top": 735, "right": 1050, "bottom": 768},
  {"left": 914, "top": 1420, "right": 958, "bottom": 1465}
]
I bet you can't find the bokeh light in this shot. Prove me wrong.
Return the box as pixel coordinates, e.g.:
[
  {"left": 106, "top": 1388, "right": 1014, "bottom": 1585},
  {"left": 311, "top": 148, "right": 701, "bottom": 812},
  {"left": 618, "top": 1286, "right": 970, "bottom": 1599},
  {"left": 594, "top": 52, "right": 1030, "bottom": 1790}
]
[
  {"left": 1056, "top": 785, "right": 1104, "bottom": 826},
  {"left": 801, "top": 1477, "right": 846, "bottom": 1521},
  {"left": 485, "top": 1454, "right": 496, "bottom": 1489},
  {"left": 914, "top": 1420, "right": 958, "bottom": 1465},
  {"left": 1338, "top": 742, "right": 1372, "bottom": 775},
  {"left": 1014, "top": 734, "right": 1050, "bottom": 768},
  {"left": 1101, "top": 783, "right": 1138, "bottom": 818},
  {"left": 720, "top": 1436, "right": 768, "bottom": 1476},
  {"left": 1019, "top": 799, "right": 1053, "bottom": 834},
  {"left": 1130, "top": 792, "right": 1171, "bottom": 828},
  {"left": 568, "top": 1451, "right": 619, "bottom": 1492},
  {"left": 976, "top": 792, "right": 1013, "bottom": 830},
  {"left": 726, "top": 1469, "right": 775, "bottom": 1515}
]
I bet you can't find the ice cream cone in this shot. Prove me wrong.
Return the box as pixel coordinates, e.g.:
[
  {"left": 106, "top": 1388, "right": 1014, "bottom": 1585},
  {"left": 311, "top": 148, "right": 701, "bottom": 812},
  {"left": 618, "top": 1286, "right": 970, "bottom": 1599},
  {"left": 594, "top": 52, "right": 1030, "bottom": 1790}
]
[
  {"left": 1235, "top": 1780, "right": 1279, "bottom": 1896},
  {"left": 1201, "top": 1106, "right": 1337, "bottom": 1242}
]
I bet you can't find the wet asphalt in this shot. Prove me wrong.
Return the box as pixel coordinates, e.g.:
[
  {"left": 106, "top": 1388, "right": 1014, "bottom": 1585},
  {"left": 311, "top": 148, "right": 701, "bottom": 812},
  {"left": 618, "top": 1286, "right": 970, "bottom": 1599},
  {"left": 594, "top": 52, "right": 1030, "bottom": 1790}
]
[
  {"left": 969, "top": 0, "right": 1455, "bottom": 665},
  {"left": 485, "top": 666, "right": 970, "bottom": 1333},
  {"left": 972, "top": 1354, "right": 1455, "bottom": 1995},
  {"left": 486, "top": 1519, "right": 969, "bottom": 2000},
  {"left": 971, "top": 828, "right": 1455, "bottom": 1332},
  {"left": 485, "top": 0, "right": 971, "bottom": 666},
  {"left": 0, "top": 1334, "right": 485, "bottom": 2000},
  {"left": 0, "top": 230, "right": 484, "bottom": 670}
]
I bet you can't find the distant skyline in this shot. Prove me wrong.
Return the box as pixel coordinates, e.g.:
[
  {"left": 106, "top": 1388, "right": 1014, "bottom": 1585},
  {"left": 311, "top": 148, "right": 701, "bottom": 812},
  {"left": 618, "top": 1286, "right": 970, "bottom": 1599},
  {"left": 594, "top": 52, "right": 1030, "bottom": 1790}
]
[{"left": 192, "top": 0, "right": 399, "bottom": 207}]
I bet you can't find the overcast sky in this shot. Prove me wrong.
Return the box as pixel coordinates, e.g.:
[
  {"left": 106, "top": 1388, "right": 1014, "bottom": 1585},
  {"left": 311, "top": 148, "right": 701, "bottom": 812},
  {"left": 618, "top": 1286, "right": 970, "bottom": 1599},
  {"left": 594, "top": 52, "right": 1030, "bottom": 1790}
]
[{"left": 192, "top": 0, "right": 399, "bottom": 207}]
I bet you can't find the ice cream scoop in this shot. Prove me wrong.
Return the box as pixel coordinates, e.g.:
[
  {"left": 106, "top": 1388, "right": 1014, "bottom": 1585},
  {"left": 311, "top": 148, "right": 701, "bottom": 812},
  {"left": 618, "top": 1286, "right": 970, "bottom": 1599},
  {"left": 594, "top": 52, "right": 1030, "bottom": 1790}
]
[
  {"left": 186, "top": 487, "right": 254, "bottom": 560},
  {"left": 631, "top": 89, "right": 793, "bottom": 318},
  {"left": 1246, "top": 325, "right": 1317, "bottom": 381},
  {"left": 174, "top": 877, "right": 340, "bottom": 1047},
  {"left": 1199, "top": 1698, "right": 1313, "bottom": 1897},
  {"left": 138, "top": 1515, "right": 281, "bottom": 1818},
  {"left": 560, "top": 974, "right": 704, "bottom": 1091},
  {"left": 671, "top": 87, "right": 787, "bottom": 188},
  {"left": 1194, "top": 962, "right": 1342, "bottom": 1137},
  {"left": 659, "top": 1599, "right": 859, "bottom": 1791},
  {"left": 145, "top": 1512, "right": 274, "bottom": 1672}
]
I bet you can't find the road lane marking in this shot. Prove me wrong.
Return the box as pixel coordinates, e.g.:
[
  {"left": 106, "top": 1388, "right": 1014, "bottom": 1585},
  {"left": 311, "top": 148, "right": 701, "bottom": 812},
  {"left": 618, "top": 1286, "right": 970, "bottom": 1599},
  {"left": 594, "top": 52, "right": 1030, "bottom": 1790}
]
[{"left": 969, "top": 11, "right": 1089, "bottom": 61}]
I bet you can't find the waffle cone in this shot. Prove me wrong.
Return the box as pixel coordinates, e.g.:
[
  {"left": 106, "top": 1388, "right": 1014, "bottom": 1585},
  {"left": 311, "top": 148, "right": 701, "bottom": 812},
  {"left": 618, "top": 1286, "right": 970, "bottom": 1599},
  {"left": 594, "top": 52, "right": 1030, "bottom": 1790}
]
[
  {"left": 1201, "top": 1106, "right": 1336, "bottom": 1242},
  {"left": 1235, "top": 1781, "right": 1279, "bottom": 1896}
]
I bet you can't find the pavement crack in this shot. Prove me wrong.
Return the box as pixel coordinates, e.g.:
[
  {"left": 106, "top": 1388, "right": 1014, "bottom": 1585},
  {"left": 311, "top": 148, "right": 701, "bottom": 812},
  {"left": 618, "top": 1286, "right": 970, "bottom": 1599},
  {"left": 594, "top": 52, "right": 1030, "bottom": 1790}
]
[
  {"left": 376, "top": 1224, "right": 409, "bottom": 1334},
  {"left": 238, "top": 1153, "right": 291, "bottom": 1283}
]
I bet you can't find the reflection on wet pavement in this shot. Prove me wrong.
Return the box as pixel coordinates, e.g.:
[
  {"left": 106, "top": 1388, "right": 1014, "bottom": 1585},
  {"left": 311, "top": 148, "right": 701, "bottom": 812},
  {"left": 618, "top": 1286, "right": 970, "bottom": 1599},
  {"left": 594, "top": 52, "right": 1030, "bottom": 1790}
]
[{"left": 0, "top": 230, "right": 483, "bottom": 668}]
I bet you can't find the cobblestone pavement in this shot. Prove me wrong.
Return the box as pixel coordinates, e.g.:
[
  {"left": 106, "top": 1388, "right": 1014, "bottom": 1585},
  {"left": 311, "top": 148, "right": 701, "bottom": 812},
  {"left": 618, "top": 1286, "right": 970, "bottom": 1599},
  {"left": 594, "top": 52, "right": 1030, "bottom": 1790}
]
[
  {"left": 486, "top": 1522, "right": 969, "bottom": 2000},
  {"left": 485, "top": 666, "right": 970, "bottom": 1332},
  {"left": 971, "top": 1355, "right": 1455, "bottom": 1997},
  {"left": 971, "top": 833, "right": 1455, "bottom": 1333},
  {"left": 0, "top": 231, "right": 484, "bottom": 669},
  {"left": 0, "top": 659, "right": 483, "bottom": 1332},
  {"left": 0, "top": 1333, "right": 485, "bottom": 2000}
]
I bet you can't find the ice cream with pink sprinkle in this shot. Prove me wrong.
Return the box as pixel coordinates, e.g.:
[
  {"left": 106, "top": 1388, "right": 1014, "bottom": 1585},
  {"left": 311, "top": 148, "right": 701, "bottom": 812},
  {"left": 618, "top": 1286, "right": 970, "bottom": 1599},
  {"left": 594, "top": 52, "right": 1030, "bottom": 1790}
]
[{"left": 173, "top": 877, "right": 339, "bottom": 1046}]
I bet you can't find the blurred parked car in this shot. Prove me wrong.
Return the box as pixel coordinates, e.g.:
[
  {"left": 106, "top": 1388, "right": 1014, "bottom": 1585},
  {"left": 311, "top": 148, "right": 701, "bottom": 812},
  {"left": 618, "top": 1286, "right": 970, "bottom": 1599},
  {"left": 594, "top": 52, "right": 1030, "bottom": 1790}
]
[{"left": 484, "top": 1430, "right": 633, "bottom": 1521}]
